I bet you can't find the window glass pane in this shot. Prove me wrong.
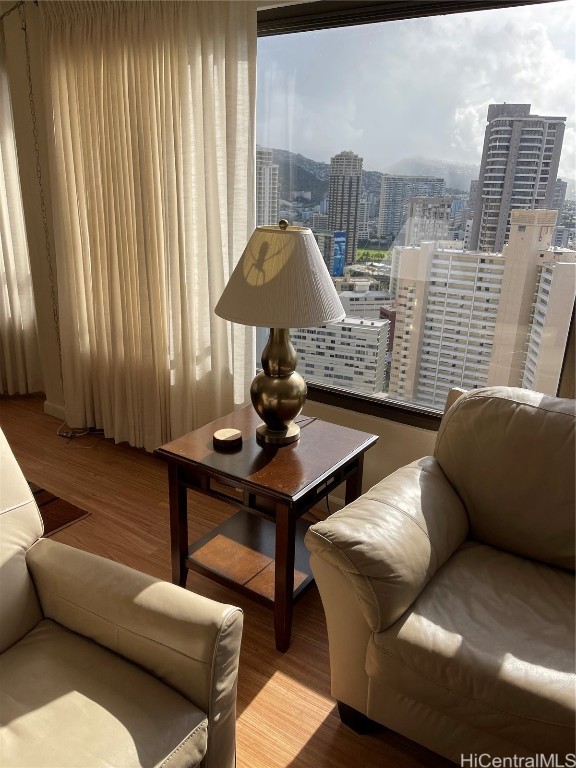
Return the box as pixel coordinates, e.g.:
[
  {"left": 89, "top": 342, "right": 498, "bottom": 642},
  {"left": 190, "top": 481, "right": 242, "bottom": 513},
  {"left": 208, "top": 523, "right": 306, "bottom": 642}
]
[{"left": 256, "top": 1, "right": 575, "bottom": 412}]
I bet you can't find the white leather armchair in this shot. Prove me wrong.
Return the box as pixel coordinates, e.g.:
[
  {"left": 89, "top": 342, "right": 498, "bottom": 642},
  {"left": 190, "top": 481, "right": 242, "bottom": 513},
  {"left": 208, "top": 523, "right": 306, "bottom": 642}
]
[
  {"left": 306, "top": 387, "right": 575, "bottom": 761},
  {"left": 0, "top": 427, "right": 243, "bottom": 768}
]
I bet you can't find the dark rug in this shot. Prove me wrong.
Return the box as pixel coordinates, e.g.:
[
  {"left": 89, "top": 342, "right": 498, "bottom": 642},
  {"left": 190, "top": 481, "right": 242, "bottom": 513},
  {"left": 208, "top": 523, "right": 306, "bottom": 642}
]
[{"left": 29, "top": 483, "right": 91, "bottom": 536}]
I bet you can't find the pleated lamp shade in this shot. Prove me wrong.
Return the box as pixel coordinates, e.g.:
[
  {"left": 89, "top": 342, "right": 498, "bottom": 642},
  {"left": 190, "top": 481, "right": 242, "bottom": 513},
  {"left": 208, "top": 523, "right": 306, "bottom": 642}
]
[{"left": 215, "top": 225, "right": 345, "bottom": 328}]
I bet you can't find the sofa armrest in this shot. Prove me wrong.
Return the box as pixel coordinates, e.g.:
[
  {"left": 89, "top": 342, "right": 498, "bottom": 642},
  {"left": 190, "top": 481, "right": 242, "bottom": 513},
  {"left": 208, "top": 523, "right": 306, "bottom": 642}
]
[
  {"left": 26, "top": 538, "right": 242, "bottom": 768},
  {"left": 305, "top": 456, "right": 468, "bottom": 632}
]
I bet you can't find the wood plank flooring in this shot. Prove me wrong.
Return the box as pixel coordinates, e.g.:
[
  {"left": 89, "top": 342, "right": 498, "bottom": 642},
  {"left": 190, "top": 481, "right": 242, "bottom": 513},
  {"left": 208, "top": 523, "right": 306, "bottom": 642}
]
[{"left": 0, "top": 394, "right": 454, "bottom": 768}]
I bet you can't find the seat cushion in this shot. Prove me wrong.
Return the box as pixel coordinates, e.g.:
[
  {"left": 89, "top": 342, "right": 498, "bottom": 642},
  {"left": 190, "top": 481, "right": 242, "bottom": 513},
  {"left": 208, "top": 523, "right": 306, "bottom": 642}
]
[
  {"left": 367, "top": 542, "right": 575, "bottom": 756},
  {"left": 0, "top": 620, "right": 208, "bottom": 768}
]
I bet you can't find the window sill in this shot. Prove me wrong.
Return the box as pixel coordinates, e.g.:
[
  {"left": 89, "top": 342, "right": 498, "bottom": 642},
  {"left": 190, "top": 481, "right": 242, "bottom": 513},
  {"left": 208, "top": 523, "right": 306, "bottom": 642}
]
[{"left": 306, "top": 381, "right": 442, "bottom": 430}]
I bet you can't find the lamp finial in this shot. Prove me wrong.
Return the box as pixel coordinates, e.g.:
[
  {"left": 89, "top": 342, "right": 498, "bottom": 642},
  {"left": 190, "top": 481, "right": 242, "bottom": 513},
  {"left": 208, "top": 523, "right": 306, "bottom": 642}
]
[{"left": 278, "top": 219, "right": 288, "bottom": 230}]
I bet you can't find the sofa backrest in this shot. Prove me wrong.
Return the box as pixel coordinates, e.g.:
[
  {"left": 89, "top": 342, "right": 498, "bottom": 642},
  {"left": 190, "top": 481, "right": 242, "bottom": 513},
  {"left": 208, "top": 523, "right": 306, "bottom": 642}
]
[
  {"left": 434, "top": 386, "right": 575, "bottom": 571},
  {"left": 0, "top": 429, "right": 44, "bottom": 652}
]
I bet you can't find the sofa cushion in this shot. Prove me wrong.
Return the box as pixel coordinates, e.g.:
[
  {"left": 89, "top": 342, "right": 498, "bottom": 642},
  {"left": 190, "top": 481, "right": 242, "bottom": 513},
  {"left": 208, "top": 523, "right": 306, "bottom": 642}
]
[
  {"left": 434, "top": 387, "right": 576, "bottom": 570},
  {"left": 0, "top": 619, "right": 208, "bottom": 768},
  {"left": 367, "top": 541, "right": 575, "bottom": 755},
  {"left": 0, "top": 430, "right": 44, "bottom": 653}
]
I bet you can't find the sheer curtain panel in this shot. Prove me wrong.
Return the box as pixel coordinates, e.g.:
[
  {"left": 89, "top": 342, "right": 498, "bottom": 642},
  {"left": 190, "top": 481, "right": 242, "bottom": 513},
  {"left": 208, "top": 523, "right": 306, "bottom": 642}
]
[
  {"left": 41, "top": 1, "right": 256, "bottom": 450},
  {"left": 0, "top": 24, "right": 42, "bottom": 395}
]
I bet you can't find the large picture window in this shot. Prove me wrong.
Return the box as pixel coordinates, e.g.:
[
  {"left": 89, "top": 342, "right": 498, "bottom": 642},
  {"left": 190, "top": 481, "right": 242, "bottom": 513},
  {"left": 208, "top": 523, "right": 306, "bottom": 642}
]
[{"left": 256, "top": 0, "right": 575, "bottom": 424}]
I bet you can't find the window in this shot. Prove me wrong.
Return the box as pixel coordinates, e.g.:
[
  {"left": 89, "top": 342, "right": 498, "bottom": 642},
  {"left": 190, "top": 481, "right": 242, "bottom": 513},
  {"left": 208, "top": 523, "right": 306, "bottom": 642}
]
[{"left": 256, "top": 0, "right": 575, "bottom": 427}]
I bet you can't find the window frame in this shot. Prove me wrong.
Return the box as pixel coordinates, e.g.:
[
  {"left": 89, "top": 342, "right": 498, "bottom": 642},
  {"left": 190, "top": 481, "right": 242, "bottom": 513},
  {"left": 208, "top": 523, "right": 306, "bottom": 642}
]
[
  {"left": 257, "top": 0, "right": 563, "bottom": 36},
  {"left": 256, "top": 0, "right": 575, "bottom": 429}
]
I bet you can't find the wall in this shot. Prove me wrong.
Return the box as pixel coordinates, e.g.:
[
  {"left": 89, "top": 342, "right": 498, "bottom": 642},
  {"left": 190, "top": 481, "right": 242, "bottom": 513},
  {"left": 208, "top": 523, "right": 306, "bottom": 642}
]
[
  {"left": 304, "top": 399, "right": 436, "bottom": 503},
  {"left": 2, "top": 1, "right": 64, "bottom": 418}
]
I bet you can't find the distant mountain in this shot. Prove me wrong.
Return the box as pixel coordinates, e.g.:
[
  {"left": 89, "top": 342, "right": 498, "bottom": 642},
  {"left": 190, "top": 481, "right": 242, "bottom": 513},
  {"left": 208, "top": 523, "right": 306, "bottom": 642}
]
[
  {"left": 271, "top": 149, "right": 330, "bottom": 181},
  {"left": 271, "top": 149, "right": 329, "bottom": 204},
  {"left": 271, "top": 148, "right": 382, "bottom": 204},
  {"left": 269, "top": 148, "right": 479, "bottom": 201},
  {"left": 362, "top": 169, "right": 383, "bottom": 196},
  {"left": 269, "top": 148, "right": 575, "bottom": 201},
  {"left": 384, "top": 156, "right": 479, "bottom": 193}
]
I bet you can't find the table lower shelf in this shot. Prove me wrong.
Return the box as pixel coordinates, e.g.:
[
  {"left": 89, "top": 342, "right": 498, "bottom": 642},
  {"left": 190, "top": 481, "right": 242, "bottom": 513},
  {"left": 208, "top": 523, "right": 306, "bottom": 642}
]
[{"left": 185, "top": 508, "right": 314, "bottom": 604}]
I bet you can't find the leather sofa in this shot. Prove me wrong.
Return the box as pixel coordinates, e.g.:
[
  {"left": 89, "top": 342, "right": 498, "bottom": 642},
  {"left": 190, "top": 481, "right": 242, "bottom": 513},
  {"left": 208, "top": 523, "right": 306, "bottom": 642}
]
[
  {"left": 305, "top": 386, "right": 575, "bottom": 761},
  {"left": 0, "top": 427, "right": 243, "bottom": 768}
]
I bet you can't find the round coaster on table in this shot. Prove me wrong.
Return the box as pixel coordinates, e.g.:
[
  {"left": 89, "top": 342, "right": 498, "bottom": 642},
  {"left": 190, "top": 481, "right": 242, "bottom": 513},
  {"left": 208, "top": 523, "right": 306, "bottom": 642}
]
[{"left": 213, "top": 428, "right": 243, "bottom": 451}]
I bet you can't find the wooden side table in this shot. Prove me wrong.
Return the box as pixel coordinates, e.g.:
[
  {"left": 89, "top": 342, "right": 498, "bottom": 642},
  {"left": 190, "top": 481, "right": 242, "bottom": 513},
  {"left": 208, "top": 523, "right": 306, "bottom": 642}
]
[{"left": 155, "top": 406, "right": 378, "bottom": 651}]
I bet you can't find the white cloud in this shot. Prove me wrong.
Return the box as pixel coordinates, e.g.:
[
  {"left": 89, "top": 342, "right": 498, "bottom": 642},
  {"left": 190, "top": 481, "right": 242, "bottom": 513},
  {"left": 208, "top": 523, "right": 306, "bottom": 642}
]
[{"left": 257, "top": 1, "right": 575, "bottom": 179}]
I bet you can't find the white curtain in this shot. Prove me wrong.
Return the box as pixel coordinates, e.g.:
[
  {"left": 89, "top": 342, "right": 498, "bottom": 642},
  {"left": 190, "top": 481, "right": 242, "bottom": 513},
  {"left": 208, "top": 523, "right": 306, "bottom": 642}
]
[
  {"left": 0, "top": 24, "right": 42, "bottom": 395},
  {"left": 40, "top": 0, "right": 256, "bottom": 450}
]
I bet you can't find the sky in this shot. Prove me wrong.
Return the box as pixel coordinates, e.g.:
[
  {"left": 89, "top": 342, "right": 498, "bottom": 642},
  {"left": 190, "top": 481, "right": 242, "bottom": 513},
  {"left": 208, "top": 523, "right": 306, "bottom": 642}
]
[{"left": 256, "top": 1, "right": 575, "bottom": 180}]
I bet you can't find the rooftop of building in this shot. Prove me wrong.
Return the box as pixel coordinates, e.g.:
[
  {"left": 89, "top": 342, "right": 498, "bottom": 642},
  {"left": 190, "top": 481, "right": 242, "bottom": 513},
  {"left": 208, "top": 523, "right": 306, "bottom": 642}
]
[
  {"left": 394, "top": 243, "right": 503, "bottom": 259},
  {"left": 339, "top": 290, "right": 390, "bottom": 300},
  {"left": 543, "top": 248, "right": 576, "bottom": 264},
  {"left": 332, "top": 316, "right": 388, "bottom": 328}
]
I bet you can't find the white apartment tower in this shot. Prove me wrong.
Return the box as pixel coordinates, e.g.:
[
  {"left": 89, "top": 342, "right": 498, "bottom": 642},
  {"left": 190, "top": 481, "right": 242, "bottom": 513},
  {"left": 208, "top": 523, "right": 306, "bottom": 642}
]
[
  {"left": 469, "top": 104, "right": 566, "bottom": 253},
  {"left": 256, "top": 147, "right": 279, "bottom": 226},
  {"left": 378, "top": 175, "right": 445, "bottom": 246},
  {"left": 389, "top": 210, "right": 574, "bottom": 409},
  {"left": 328, "top": 151, "right": 363, "bottom": 264},
  {"left": 338, "top": 289, "right": 389, "bottom": 319},
  {"left": 522, "top": 255, "right": 576, "bottom": 393},
  {"left": 487, "top": 209, "right": 574, "bottom": 391},
  {"left": 389, "top": 243, "right": 505, "bottom": 407},
  {"left": 357, "top": 200, "right": 370, "bottom": 240},
  {"left": 292, "top": 318, "right": 389, "bottom": 394}
]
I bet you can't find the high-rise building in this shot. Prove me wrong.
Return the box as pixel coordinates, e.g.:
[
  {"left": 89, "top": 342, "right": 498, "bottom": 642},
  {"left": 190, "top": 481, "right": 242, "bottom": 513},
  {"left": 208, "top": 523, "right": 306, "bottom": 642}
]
[
  {"left": 463, "top": 180, "right": 479, "bottom": 248},
  {"left": 469, "top": 104, "right": 566, "bottom": 252},
  {"left": 311, "top": 212, "right": 329, "bottom": 231},
  {"left": 487, "top": 209, "right": 574, "bottom": 390},
  {"left": 256, "top": 146, "right": 279, "bottom": 226},
  {"left": 377, "top": 175, "right": 445, "bottom": 246},
  {"left": 450, "top": 198, "right": 466, "bottom": 231},
  {"left": 467, "top": 179, "right": 479, "bottom": 216},
  {"left": 553, "top": 178, "right": 568, "bottom": 211},
  {"left": 552, "top": 179, "right": 569, "bottom": 246},
  {"left": 313, "top": 230, "right": 335, "bottom": 274},
  {"left": 357, "top": 200, "right": 370, "bottom": 241},
  {"left": 328, "top": 151, "right": 363, "bottom": 264},
  {"left": 338, "top": 289, "right": 389, "bottom": 318},
  {"left": 404, "top": 196, "right": 453, "bottom": 246},
  {"left": 292, "top": 317, "right": 389, "bottom": 394},
  {"left": 552, "top": 227, "right": 574, "bottom": 249},
  {"left": 389, "top": 209, "right": 575, "bottom": 409},
  {"left": 521, "top": 253, "right": 576, "bottom": 393}
]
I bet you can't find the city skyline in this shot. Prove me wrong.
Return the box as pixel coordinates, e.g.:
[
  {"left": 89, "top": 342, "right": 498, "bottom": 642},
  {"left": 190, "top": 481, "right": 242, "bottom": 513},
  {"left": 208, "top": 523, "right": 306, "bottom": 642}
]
[
  {"left": 257, "top": 1, "right": 575, "bottom": 182},
  {"left": 288, "top": 208, "right": 575, "bottom": 405}
]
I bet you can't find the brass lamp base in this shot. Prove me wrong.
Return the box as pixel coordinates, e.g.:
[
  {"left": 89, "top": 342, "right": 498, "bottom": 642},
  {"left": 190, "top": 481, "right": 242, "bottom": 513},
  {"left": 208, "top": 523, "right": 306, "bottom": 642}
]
[
  {"left": 255, "top": 422, "right": 300, "bottom": 446},
  {"left": 250, "top": 327, "right": 307, "bottom": 447}
]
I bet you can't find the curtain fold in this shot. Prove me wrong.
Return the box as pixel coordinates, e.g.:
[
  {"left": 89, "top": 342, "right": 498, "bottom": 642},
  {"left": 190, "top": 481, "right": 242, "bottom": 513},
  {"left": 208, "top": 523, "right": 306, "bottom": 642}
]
[
  {"left": 41, "top": 0, "right": 256, "bottom": 450},
  {"left": 0, "top": 24, "right": 43, "bottom": 395}
]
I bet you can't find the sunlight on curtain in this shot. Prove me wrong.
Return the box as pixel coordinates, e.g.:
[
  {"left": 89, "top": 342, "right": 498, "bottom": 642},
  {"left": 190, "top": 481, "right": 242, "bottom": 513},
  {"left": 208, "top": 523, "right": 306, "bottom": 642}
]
[
  {"left": 0, "top": 24, "right": 42, "bottom": 395},
  {"left": 40, "top": 0, "right": 256, "bottom": 450}
]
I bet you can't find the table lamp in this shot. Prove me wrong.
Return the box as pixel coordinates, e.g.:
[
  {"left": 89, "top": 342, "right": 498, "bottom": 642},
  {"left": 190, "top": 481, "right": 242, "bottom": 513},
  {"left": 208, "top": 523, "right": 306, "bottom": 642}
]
[{"left": 215, "top": 221, "right": 345, "bottom": 446}]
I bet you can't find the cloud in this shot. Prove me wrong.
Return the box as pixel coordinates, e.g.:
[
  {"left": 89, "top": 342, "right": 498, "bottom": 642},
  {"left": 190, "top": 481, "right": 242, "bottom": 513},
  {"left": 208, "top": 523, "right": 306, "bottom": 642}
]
[{"left": 257, "top": 2, "right": 575, "bottom": 179}]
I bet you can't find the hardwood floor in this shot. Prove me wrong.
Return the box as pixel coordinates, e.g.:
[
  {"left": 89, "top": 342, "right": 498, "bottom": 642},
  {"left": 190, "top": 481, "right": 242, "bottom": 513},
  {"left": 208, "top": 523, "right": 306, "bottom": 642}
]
[{"left": 0, "top": 394, "right": 454, "bottom": 768}]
